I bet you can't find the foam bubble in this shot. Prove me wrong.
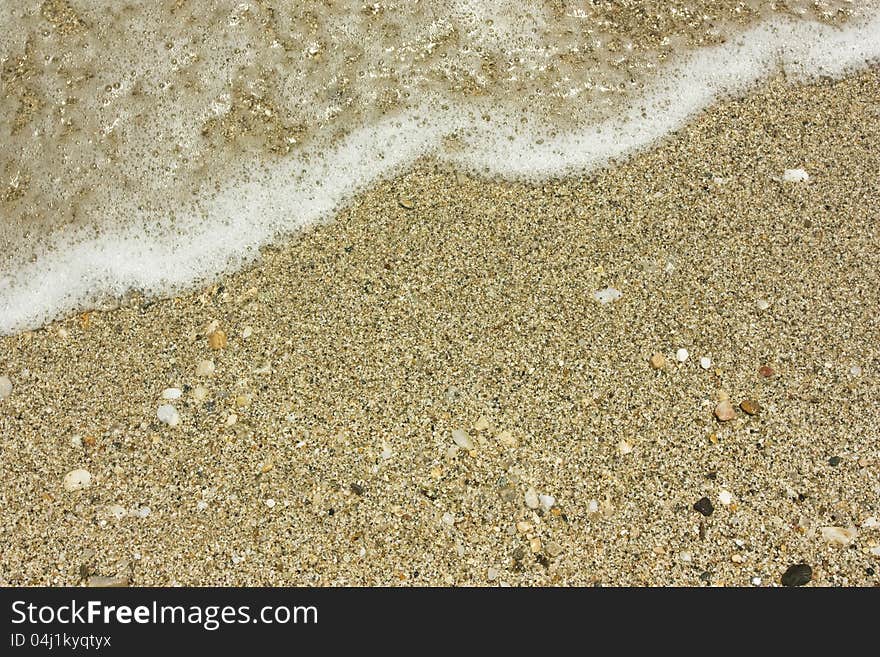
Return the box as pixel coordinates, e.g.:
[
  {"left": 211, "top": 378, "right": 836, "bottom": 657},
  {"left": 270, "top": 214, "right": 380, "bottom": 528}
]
[{"left": 2, "top": 10, "right": 880, "bottom": 335}]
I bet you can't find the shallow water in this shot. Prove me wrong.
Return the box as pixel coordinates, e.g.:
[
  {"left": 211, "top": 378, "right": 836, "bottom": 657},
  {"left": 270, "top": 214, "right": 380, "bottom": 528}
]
[{"left": 1, "top": 1, "right": 879, "bottom": 334}]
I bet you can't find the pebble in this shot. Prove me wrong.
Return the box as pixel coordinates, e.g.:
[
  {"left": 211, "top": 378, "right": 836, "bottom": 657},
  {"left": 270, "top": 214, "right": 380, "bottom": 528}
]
[
  {"left": 740, "top": 399, "right": 761, "bottom": 416},
  {"left": 693, "top": 497, "right": 714, "bottom": 516},
  {"left": 87, "top": 576, "right": 129, "bottom": 588},
  {"left": 593, "top": 287, "right": 622, "bottom": 304},
  {"left": 265, "top": 499, "right": 276, "bottom": 509},
  {"left": 241, "top": 326, "right": 253, "bottom": 339},
  {"left": 849, "top": 365, "right": 862, "bottom": 376},
  {"left": 63, "top": 469, "right": 92, "bottom": 492},
  {"left": 587, "top": 499, "right": 599, "bottom": 514},
  {"left": 617, "top": 439, "right": 633, "bottom": 455},
  {"left": 196, "top": 359, "right": 216, "bottom": 376},
  {"left": 497, "top": 430, "right": 518, "bottom": 448},
  {"left": 545, "top": 542, "right": 563, "bottom": 557},
  {"left": 106, "top": 504, "right": 126, "bottom": 520},
  {"left": 758, "top": 365, "right": 775, "bottom": 377},
  {"left": 781, "top": 563, "right": 812, "bottom": 587},
  {"left": 474, "top": 416, "right": 491, "bottom": 431},
  {"left": 157, "top": 404, "right": 180, "bottom": 427},
  {"left": 524, "top": 488, "right": 540, "bottom": 510},
  {"left": 161, "top": 387, "right": 182, "bottom": 400},
  {"left": 0, "top": 375, "right": 11, "bottom": 399},
  {"left": 714, "top": 399, "right": 736, "bottom": 421},
  {"left": 699, "top": 356, "right": 712, "bottom": 370},
  {"left": 529, "top": 537, "right": 542, "bottom": 554},
  {"left": 718, "top": 490, "right": 733, "bottom": 506},
  {"left": 861, "top": 517, "right": 878, "bottom": 528},
  {"left": 649, "top": 353, "right": 666, "bottom": 369},
  {"left": 192, "top": 386, "right": 209, "bottom": 401},
  {"left": 451, "top": 428, "right": 474, "bottom": 450},
  {"left": 820, "top": 526, "right": 857, "bottom": 546},
  {"left": 487, "top": 567, "right": 499, "bottom": 581},
  {"left": 782, "top": 168, "right": 809, "bottom": 183},
  {"left": 675, "top": 348, "right": 689, "bottom": 363},
  {"left": 516, "top": 521, "right": 533, "bottom": 534},
  {"left": 756, "top": 299, "right": 771, "bottom": 311},
  {"left": 539, "top": 494, "right": 556, "bottom": 511},
  {"left": 398, "top": 195, "right": 415, "bottom": 209},
  {"left": 207, "top": 329, "right": 227, "bottom": 350},
  {"left": 441, "top": 512, "right": 455, "bottom": 526},
  {"left": 827, "top": 456, "right": 842, "bottom": 467}
]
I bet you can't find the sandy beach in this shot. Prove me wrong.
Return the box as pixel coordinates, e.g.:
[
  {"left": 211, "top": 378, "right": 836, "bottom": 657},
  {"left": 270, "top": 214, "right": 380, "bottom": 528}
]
[{"left": 1, "top": 67, "right": 879, "bottom": 586}]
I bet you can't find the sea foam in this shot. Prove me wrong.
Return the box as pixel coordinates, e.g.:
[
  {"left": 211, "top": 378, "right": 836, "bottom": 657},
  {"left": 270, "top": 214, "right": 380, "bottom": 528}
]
[{"left": 2, "top": 13, "right": 880, "bottom": 335}]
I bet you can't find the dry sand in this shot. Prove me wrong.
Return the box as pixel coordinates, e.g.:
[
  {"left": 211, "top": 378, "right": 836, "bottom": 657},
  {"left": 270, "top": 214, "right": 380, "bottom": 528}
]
[{"left": 1, "top": 69, "right": 879, "bottom": 586}]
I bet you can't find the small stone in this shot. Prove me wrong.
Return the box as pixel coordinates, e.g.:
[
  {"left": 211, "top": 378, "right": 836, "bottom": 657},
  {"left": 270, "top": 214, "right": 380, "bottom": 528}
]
[
  {"left": 497, "top": 430, "right": 518, "bottom": 448},
  {"left": 350, "top": 483, "right": 365, "bottom": 496},
  {"left": 718, "top": 490, "right": 733, "bottom": 506},
  {"left": 524, "top": 487, "right": 540, "bottom": 509},
  {"left": 676, "top": 348, "right": 689, "bottom": 363},
  {"left": 451, "top": 428, "right": 474, "bottom": 451},
  {"left": 758, "top": 365, "right": 775, "bottom": 377},
  {"left": 87, "top": 576, "right": 129, "bottom": 588},
  {"left": 782, "top": 168, "right": 809, "bottom": 183},
  {"left": 487, "top": 567, "right": 499, "bottom": 581},
  {"left": 241, "top": 326, "right": 253, "bottom": 339},
  {"left": 740, "top": 399, "right": 762, "bottom": 415},
  {"left": 529, "top": 537, "right": 542, "bottom": 554},
  {"left": 441, "top": 512, "right": 455, "bottom": 526},
  {"left": 781, "top": 563, "right": 812, "bottom": 587},
  {"left": 849, "top": 365, "right": 862, "bottom": 376},
  {"left": 106, "top": 504, "right": 126, "bottom": 520},
  {"left": 516, "top": 521, "right": 533, "bottom": 534},
  {"left": 756, "top": 299, "right": 771, "bottom": 311},
  {"left": 161, "top": 387, "right": 182, "bottom": 400},
  {"left": 649, "top": 353, "right": 666, "bottom": 369},
  {"left": 861, "top": 516, "right": 878, "bottom": 528},
  {"left": 474, "top": 416, "right": 491, "bottom": 431},
  {"left": 63, "top": 469, "right": 92, "bottom": 492},
  {"left": 207, "top": 329, "right": 227, "bottom": 350},
  {"left": 828, "top": 456, "right": 842, "bottom": 467},
  {"left": 545, "top": 542, "right": 563, "bottom": 557},
  {"left": 714, "top": 399, "right": 736, "bottom": 421},
  {"left": 265, "top": 499, "right": 276, "bottom": 509},
  {"left": 694, "top": 497, "right": 714, "bottom": 516},
  {"left": 398, "top": 195, "right": 415, "bottom": 209},
  {"left": 820, "top": 526, "right": 857, "bottom": 546},
  {"left": 0, "top": 375, "right": 12, "bottom": 399},
  {"left": 593, "top": 287, "right": 622, "bottom": 304},
  {"left": 699, "top": 356, "right": 712, "bottom": 370},
  {"left": 538, "top": 494, "right": 556, "bottom": 511},
  {"left": 157, "top": 404, "right": 180, "bottom": 427},
  {"left": 617, "top": 439, "right": 633, "bottom": 455},
  {"left": 192, "top": 386, "right": 209, "bottom": 401},
  {"left": 196, "top": 359, "right": 215, "bottom": 376},
  {"left": 587, "top": 499, "right": 599, "bottom": 514}
]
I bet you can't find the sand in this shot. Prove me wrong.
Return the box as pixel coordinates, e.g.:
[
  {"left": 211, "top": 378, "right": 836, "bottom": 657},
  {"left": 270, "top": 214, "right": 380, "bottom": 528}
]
[{"left": 1, "top": 68, "right": 879, "bottom": 587}]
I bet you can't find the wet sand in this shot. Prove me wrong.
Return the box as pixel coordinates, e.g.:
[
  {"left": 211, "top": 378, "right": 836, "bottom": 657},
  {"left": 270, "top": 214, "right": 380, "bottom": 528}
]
[{"left": 1, "top": 68, "right": 879, "bottom": 586}]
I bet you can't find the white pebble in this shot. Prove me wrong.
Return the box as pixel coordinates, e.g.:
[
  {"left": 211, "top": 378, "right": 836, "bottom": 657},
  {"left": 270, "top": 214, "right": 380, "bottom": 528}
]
[
  {"left": 196, "top": 359, "right": 215, "bottom": 377},
  {"left": 451, "top": 428, "right": 474, "bottom": 451},
  {"left": 265, "top": 499, "right": 276, "bottom": 509},
  {"left": 487, "top": 567, "right": 499, "bottom": 581},
  {"left": 441, "top": 512, "right": 455, "bottom": 526},
  {"left": 756, "top": 299, "right": 770, "bottom": 311},
  {"left": 161, "top": 387, "right": 182, "bottom": 400},
  {"left": 157, "top": 404, "right": 180, "bottom": 427},
  {"left": 718, "top": 490, "right": 733, "bottom": 505},
  {"left": 820, "top": 526, "right": 857, "bottom": 546},
  {"left": 106, "top": 504, "right": 126, "bottom": 520},
  {"left": 587, "top": 499, "right": 600, "bottom": 514},
  {"left": 676, "top": 348, "right": 689, "bottom": 363},
  {"left": 196, "top": 500, "right": 208, "bottom": 511},
  {"left": 134, "top": 506, "right": 151, "bottom": 518},
  {"left": 751, "top": 577, "right": 762, "bottom": 586},
  {"left": 538, "top": 494, "right": 556, "bottom": 511},
  {"left": 63, "top": 469, "right": 92, "bottom": 492},
  {"left": 0, "top": 375, "right": 12, "bottom": 399},
  {"left": 524, "top": 487, "right": 540, "bottom": 509},
  {"left": 192, "top": 386, "right": 209, "bottom": 401},
  {"left": 861, "top": 516, "right": 879, "bottom": 528},
  {"left": 782, "top": 168, "right": 809, "bottom": 183},
  {"left": 241, "top": 326, "right": 253, "bottom": 339},
  {"left": 699, "top": 357, "right": 712, "bottom": 370},
  {"left": 617, "top": 439, "right": 633, "bottom": 455},
  {"left": 593, "top": 287, "right": 622, "bottom": 304},
  {"left": 850, "top": 365, "right": 862, "bottom": 376}
]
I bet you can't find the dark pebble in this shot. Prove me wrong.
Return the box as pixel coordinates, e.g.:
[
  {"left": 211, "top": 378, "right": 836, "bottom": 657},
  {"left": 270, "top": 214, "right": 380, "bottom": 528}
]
[
  {"left": 781, "top": 563, "right": 812, "bottom": 587},
  {"left": 350, "top": 483, "right": 365, "bottom": 496},
  {"left": 828, "top": 456, "right": 842, "bottom": 467},
  {"left": 694, "top": 497, "right": 714, "bottom": 516}
]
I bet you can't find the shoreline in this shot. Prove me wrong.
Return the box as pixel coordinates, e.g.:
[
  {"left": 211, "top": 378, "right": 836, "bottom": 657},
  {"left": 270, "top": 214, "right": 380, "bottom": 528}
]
[{"left": 1, "top": 68, "right": 879, "bottom": 586}]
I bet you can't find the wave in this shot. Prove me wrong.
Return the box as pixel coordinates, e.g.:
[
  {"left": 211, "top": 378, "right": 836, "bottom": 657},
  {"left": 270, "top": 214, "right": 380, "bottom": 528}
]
[{"left": 2, "top": 12, "right": 880, "bottom": 335}]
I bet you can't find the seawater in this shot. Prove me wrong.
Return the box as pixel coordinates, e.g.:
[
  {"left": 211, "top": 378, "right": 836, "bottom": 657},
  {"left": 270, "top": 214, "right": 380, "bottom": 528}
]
[{"left": 1, "top": 1, "right": 879, "bottom": 334}]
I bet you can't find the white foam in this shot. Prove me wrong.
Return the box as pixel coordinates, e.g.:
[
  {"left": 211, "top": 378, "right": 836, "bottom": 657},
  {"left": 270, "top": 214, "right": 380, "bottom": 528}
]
[{"left": 2, "top": 14, "right": 880, "bottom": 335}]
